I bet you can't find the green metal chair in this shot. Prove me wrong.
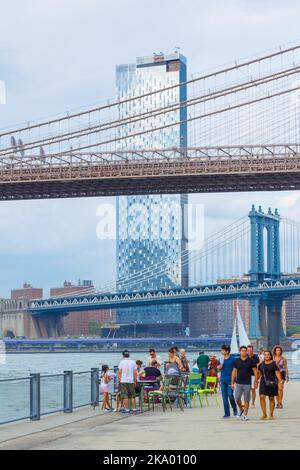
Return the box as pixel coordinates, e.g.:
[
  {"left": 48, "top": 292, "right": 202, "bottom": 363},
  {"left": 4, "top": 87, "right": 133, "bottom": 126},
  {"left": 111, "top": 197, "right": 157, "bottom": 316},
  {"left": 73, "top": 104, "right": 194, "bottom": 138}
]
[
  {"left": 198, "top": 376, "right": 219, "bottom": 406},
  {"left": 182, "top": 373, "right": 203, "bottom": 408},
  {"left": 148, "top": 376, "right": 185, "bottom": 412}
]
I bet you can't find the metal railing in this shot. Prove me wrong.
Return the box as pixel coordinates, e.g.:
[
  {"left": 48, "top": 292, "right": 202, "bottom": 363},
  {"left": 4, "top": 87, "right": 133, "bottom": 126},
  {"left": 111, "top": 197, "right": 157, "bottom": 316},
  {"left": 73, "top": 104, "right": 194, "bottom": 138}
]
[{"left": 0, "top": 367, "right": 117, "bottom": 426}]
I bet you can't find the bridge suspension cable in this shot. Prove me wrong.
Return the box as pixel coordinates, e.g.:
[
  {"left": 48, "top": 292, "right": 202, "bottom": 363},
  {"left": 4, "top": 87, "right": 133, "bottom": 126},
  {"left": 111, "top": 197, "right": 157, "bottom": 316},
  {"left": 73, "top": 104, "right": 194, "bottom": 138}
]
[
  {"left": 2, "top": 43, "right": 300, "bottom": 159},
  {"left": 1, "top": 64, "right": 300, "bottom": 156},
  {"left": 1, "top": 42, "right": 300, "bottom": 138},
  {"left": 50, "top": 215, "right": 250, "bottom": 299},
  {"left": 281, "top": 217, "right": 300, "bottom": 275}
]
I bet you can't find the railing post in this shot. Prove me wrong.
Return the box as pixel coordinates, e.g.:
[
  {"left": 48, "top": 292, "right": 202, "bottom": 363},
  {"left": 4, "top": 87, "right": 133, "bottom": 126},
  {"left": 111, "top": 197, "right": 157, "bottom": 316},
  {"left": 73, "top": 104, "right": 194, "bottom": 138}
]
[
  {"left": 64, "top": 371, "right": 73, "bottom": 413},
  {"left": 113, "top": 365, "right": 118, "bottom": 393},
  {"left": 30, "top": 373, "right": 40, "bottom": 421},
  {"left": 91, "top": 368, "right": 99, "bottom": 408}
]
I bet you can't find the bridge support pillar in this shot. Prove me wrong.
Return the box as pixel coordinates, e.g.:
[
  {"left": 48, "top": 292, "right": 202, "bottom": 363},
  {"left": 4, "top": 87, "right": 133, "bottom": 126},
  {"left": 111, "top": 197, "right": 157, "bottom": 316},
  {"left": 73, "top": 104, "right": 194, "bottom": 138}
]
[
  {"left": 266, "top": 298, "right": 283, "bottom": 349},
  {"left": 249, "top": 296, "right": 262, "bottom": 337},
  {"left": 33, "top": 315, "right": 65, "bottom": 339}
]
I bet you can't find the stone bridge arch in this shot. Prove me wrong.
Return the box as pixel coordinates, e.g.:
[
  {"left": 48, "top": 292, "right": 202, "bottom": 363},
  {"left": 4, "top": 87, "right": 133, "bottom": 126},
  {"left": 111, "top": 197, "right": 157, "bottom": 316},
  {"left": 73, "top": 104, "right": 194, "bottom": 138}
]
[{"left": 2, "top": 327, "right": 16, "bottom": 338}]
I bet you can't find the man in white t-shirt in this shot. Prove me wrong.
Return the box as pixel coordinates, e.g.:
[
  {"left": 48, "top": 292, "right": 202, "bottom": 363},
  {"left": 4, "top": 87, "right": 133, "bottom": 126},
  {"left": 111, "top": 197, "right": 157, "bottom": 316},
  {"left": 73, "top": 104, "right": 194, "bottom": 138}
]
[{"left": 118, "top": 350, "right": 137, "bottom": 413}]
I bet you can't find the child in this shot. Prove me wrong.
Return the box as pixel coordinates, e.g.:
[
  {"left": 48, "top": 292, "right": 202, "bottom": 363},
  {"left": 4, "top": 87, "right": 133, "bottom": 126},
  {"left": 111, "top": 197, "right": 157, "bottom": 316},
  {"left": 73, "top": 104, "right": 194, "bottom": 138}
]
[
  {"left": 100, "top": 365, "right": 113, "bottom": 411},
  {"left": 113, "top": 384, "right": 123, "bottom": 412}
]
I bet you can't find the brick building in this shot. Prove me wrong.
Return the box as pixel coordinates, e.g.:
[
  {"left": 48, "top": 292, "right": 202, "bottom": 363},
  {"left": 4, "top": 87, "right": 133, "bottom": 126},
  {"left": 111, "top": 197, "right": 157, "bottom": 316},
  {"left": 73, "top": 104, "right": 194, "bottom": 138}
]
[
  {"left": 11, "top": 283, "right": 43, "bottom": 300},
  {"left": 50, "top": 280, "right": 116, "bottom": 336}
]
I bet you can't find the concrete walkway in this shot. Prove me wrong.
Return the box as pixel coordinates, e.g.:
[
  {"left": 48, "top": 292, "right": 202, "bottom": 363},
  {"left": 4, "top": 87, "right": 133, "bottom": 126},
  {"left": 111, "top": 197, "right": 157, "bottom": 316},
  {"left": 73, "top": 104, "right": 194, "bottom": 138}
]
[{"left": 0, "top": 382, "right": 300, "bottom": 450}]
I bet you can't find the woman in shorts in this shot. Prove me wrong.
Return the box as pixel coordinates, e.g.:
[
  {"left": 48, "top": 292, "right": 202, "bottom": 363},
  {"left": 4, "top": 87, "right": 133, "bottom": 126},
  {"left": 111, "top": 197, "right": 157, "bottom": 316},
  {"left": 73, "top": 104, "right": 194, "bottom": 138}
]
[
  {"left": 272, "top": 345, "right": 289, "bottom": 409},
  {"left": 100, "top": 365, "right": 114, "bottom": 411}
]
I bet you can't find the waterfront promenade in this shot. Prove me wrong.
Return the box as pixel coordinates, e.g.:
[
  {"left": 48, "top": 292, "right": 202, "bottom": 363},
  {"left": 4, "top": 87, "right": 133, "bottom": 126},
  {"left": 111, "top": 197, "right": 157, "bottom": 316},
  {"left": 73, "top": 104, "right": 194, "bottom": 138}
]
[{"left": 0, "top": 382, "right": 299, "bottom": 450}]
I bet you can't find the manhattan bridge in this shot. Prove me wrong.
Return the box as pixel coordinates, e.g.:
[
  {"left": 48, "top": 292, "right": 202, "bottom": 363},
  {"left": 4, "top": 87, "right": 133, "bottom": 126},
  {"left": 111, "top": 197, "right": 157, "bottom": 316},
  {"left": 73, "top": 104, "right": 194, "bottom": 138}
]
[{"left": 2, "top": 44, "right": 300, "bottom": 347}]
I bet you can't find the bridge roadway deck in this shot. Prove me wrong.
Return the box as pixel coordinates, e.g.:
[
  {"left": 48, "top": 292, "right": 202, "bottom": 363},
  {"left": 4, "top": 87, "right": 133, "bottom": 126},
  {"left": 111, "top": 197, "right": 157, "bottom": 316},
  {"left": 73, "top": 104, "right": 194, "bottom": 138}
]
[
  {"left": 2, "top": 145, "right": 300, "bottom": 200},
  {"left": 0, "top": 382, "right": 299, "bottom": 450}
]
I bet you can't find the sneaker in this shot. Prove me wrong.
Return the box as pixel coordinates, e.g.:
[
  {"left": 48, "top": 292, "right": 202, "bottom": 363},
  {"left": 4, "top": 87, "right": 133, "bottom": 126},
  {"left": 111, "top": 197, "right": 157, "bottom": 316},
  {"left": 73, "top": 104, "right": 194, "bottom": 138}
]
[
  {"left": 222, "top": 415, "right": 231, "bottom": 419},
  {"left": 236, "top": 409, "right": 244, "bottom": 419},
  {"left": 243, "top": 415, "right": 249, "bottom": 421},
  {"left": 233, "top": 410, "right": 238, "bottom": 417},
  {"left": 121, "top": 409, "right": 130, "bottom": 414}
]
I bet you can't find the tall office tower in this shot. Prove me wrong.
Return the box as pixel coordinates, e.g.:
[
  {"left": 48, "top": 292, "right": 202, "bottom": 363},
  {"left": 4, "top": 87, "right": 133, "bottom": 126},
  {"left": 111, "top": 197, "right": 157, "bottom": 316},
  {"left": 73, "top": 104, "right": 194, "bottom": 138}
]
[{"left": 116, "top": 52, "right": 188, "bottom": 336}]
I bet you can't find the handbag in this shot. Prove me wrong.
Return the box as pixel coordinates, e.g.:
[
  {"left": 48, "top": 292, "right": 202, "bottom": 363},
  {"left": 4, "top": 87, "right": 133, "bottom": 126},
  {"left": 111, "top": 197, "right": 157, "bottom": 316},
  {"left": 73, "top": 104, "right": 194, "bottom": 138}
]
[{"left": 262, "top": 363, "right": 277, "bottom": 389}]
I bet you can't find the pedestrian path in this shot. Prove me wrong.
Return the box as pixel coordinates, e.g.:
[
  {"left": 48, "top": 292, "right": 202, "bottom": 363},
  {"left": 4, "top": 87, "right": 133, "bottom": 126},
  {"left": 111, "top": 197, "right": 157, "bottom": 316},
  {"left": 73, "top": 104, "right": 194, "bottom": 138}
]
[{"left": 0, "top": 382, "right": 299, "bottom": 450}]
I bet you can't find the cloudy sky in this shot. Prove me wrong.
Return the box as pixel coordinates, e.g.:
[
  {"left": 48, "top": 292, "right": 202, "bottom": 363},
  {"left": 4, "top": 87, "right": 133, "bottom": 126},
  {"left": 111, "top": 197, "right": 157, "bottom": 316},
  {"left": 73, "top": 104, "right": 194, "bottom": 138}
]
[{"left": 1, "top": 0, "right": 300, "bottom": 297}]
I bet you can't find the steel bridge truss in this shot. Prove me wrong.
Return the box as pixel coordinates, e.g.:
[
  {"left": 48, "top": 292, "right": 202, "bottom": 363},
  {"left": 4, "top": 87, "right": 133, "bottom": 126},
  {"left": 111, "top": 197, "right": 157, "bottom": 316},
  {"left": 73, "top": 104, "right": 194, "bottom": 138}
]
[
  {"left": 1, "top": 144, "right": 300, "bottom": 199},
  {"left": 29, "top": 277, "right": 300, "bottom": 315}
]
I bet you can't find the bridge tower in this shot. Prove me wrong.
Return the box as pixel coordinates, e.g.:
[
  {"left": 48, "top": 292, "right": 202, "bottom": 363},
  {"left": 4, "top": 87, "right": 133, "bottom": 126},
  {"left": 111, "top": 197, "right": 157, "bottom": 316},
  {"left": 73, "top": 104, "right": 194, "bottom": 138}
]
[
  {"left": 248, "top": 205, "right": 283, "bottom": 346},
  {"left": 249, "top": 205, "right": 281, "bottom": 284}
]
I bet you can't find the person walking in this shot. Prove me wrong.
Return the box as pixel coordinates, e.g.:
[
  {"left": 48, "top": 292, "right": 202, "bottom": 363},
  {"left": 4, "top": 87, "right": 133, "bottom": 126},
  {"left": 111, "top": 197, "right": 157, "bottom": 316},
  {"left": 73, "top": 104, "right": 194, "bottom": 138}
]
[
  {"left": 218, "top": 345, "right": 238, "bottom": 419},
  {"left": 231, "top": 346, "right": 258, "bottom": 421},
  {"left": 118, "top": 350, "right": 138, "bottom": 414},
  {"left": 272, "top": 345, "right": 289, "bottom": 409},
  {"left": 247, "top": 344, "right": 260, "bottom": 408},
  {"left": 257, "top": 350, "right": 283, "bottom": 420},
  {"left": 196, "top": 351, "right": 210, "bottom": 386},
  {"left": 258, "top": 347, "right": 265, "bottom": 364}
]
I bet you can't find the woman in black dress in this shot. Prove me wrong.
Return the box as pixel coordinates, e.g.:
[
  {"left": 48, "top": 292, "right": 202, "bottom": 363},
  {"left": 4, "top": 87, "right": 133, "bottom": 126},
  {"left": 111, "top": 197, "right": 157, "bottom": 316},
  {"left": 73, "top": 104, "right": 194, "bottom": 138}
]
[{"left": 257, "top": 351, "right": 283, "bottom": 421}]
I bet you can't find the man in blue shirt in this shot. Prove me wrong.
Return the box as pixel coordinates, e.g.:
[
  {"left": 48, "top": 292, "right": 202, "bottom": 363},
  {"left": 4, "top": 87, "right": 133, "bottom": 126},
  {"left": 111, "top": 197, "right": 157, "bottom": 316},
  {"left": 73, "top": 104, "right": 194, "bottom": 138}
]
[{"left": 218, "top": 344, "right": 238, "bottom": 419}]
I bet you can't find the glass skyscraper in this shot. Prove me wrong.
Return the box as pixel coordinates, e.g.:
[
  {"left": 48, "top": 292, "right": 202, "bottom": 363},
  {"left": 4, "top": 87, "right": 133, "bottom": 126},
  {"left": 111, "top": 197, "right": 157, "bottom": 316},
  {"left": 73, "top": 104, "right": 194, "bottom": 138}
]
[{"left": 116, "top": 52, "right": 188, "bottom": 336}]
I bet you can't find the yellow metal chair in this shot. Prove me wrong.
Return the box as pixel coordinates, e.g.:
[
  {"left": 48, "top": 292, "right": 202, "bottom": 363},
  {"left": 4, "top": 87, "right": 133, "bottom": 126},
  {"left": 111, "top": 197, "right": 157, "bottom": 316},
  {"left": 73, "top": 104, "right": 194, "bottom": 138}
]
[{"left": 198, "top": 376, "right": 219, "bottom": 406}]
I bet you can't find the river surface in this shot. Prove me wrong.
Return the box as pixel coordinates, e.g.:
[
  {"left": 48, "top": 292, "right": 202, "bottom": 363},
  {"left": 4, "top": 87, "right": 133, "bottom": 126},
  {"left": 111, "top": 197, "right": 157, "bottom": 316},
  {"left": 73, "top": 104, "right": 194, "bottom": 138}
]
[{"left": 0, "top": 351, "right": 300, "bottom": 424}]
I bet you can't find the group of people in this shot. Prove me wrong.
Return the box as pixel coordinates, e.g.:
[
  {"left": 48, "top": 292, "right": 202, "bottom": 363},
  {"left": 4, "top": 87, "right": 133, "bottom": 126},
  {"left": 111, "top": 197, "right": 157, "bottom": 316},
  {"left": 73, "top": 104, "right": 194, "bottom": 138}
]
[
  {"left": 99, "top": 344, "right": 289, "bottom": 420},
  {"left": 100, "top": 347, "right": 184, "bottom": 413},
  {"left": 219, "top": 344, "right": 289, "bottom": 421}
]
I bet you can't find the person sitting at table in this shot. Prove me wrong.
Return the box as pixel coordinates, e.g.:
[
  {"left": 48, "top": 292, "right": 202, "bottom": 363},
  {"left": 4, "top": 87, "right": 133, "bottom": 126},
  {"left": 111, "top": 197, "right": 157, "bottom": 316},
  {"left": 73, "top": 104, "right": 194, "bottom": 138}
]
[
  {"left": 135, "top": 360, "right": 144, "bottom": 377},
  {"left": 141, "top": 360, "right": 162, "bottom": 401},
  {"left": 144, "top": 360, "right": 162, "bottom": 380}
]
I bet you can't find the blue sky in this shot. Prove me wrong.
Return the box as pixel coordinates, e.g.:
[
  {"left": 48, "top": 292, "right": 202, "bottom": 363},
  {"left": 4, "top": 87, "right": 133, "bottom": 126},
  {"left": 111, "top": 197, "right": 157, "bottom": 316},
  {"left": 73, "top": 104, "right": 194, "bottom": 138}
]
[{"left": 1, "top": 0, "right": 300, "bottom": 297}]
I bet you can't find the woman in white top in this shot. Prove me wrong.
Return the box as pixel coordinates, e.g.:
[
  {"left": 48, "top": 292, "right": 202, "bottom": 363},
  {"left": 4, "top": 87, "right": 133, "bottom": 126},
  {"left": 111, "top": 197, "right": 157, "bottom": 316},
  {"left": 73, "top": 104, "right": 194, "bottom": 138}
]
[{"left": 100, "top": 365, "right": 113, "bottom": 411}]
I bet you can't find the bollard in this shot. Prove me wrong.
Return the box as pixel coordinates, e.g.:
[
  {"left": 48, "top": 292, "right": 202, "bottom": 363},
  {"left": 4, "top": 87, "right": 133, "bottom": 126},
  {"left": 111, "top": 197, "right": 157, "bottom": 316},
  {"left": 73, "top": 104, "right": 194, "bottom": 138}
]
[
  {"left": 64, "top": 371, "right": 73, "bottom": 413},
  {"left": 30, "top": 373, "right": 40, "bottom": 421},
  {"left": 91, "top": 368, "right": 99, "bottom": 409}
]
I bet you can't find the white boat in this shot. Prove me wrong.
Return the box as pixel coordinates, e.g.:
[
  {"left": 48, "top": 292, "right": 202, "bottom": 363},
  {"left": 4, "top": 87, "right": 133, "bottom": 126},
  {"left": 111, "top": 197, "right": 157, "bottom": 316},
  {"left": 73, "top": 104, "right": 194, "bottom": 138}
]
[{"left": 230, "top": 305, "right": 250, "bottom": 354}]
